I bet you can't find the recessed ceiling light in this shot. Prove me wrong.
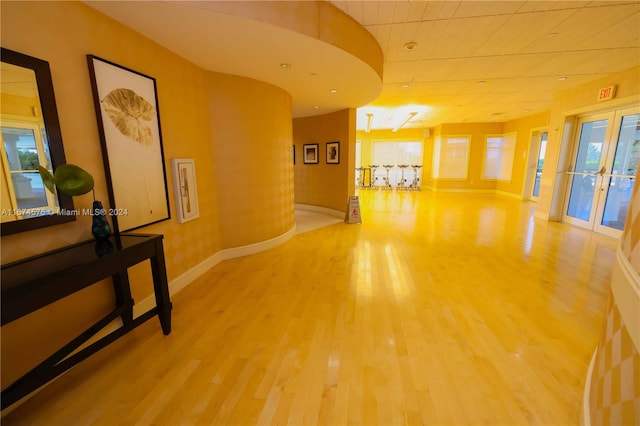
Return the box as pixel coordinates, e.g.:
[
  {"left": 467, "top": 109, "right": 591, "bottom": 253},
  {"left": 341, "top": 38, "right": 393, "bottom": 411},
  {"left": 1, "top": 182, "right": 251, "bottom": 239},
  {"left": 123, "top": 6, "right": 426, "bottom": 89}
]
[
  {"left": 558, "top": 76, "right": 567, "bottom": 81},
  {"left": 330, "top": 89, "right": 337, "bottom": 93},
  {"left": 313, "top": 105, "right": 319, "bottom": 109},
  {"left": 280, "top": 63, "right": 291, "bottom": 68},
  {"left": 401, "top": 83, "right": 410, "bottom": 88},
  {"left": 404, "top": 41, "right": 418, "bottom": 50},
  {"left": 478, "top": 80, "right": 486, "bottom": 85}
]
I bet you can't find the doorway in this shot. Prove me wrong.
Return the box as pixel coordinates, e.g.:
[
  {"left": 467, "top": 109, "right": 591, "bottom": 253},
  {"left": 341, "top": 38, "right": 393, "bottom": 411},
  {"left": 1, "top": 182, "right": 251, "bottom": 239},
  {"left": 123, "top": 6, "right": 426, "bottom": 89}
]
[
  {"left": 562, "top": 105, "right": 640, "bottom": 237},
  {"left": 524, "top": 129, "right": 547, "bottom": 201}
]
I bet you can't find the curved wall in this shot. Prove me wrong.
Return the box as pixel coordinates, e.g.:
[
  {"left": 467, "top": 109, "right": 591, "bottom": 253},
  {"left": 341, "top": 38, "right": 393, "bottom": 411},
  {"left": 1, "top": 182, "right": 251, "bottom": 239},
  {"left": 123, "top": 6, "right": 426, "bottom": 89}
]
[
  {"left": 584, "top": 176, "right": 640, "bottom": 425},
  {"left": 209, "top": 73, "right": 295, "bottom": 249},
  {"left": 184, "top": 0, "right": 383, "bottom": 81},
  {"left": 293, "top": 109, "right": 355, "bottom": 212}
]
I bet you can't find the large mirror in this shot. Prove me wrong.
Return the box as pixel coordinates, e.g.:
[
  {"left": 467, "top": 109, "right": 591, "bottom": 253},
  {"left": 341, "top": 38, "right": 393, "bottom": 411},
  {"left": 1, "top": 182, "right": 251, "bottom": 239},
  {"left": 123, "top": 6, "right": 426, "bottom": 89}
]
[{"left": 1, "top": 48, "right": 74, "bottom": 235}]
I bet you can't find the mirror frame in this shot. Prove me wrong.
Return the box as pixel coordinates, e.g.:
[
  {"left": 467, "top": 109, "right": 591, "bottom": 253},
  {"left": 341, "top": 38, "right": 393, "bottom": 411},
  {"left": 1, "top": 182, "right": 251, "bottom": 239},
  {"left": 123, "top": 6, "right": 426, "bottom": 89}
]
[{"left": 1, "top": 48, "right": 75, "bottom": 235}]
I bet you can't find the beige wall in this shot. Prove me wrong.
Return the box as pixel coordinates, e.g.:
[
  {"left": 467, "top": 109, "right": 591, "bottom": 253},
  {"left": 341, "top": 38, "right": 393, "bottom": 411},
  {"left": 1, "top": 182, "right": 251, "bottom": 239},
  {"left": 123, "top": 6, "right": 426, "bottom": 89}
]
[
  {"left": 0, "top": 1, "right": 296, "bottom": 385},
  {"left": 356, "top": 116, "right": 551, "bottom": 197},
  {"left": 501, "top": 112, "right": 550, "bottom": 195},
  {"left": 536, "top": 66, "right": 640, "bottom": 220},
  {"left": 209, "top": 73, "right": 295, "bottom": 249},
  {"left": 293, "top": 109, "right": 354, "bottom": 211}
]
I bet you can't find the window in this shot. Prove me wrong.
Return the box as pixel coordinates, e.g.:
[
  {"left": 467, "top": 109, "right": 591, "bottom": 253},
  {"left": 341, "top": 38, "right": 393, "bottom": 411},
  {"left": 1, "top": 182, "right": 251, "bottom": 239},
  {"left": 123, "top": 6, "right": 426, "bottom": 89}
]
[
  {"left": 482, "top": 133, "right": 516, "bottom": 181},
  {"left": 432, "top": 136, "right": 470, "bottom": 179},
  {"left": 1, "top": 120, "right": 58, "bottom": 216},
  {"left": 371, "top": 140, "right": 423, "bottom": 185}
]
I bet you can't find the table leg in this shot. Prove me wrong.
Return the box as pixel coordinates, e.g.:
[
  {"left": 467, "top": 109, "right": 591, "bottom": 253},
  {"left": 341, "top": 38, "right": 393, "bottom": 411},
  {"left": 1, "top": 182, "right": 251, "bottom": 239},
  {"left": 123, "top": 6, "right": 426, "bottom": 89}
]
[
  {"left": 112, "top": 272, "right": 134, "bottom": 325},
  {"left": 150, "top": 239, "right": 172, "bottom": 335}
]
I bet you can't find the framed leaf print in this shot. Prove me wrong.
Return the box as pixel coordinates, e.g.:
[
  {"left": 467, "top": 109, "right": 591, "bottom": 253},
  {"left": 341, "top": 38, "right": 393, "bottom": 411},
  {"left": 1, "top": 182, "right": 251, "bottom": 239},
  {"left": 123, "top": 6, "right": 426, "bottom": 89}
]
[{"left": 87, "top": 55, "right": 170, "bottom": 234}]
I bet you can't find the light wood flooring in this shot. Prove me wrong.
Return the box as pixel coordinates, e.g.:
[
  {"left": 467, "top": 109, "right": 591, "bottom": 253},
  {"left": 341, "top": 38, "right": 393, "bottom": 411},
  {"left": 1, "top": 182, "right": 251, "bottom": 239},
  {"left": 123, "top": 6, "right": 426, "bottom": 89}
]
[{"left": 2, "top": 191, "right": 618, "bottom": 425}]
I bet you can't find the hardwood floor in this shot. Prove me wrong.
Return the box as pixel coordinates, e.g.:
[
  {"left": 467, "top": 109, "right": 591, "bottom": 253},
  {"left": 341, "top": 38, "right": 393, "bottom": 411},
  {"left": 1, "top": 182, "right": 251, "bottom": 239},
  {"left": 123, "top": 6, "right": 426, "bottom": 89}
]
[{"left": 2, "top": 191, "right": 618, "bottom": 425}]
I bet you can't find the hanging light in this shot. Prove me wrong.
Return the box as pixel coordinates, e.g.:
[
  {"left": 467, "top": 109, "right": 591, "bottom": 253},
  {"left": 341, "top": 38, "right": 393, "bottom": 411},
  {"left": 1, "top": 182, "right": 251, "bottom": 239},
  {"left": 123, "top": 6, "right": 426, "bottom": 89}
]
[{"left": 392, "top": 112, "right": 417, "bottom": 132}]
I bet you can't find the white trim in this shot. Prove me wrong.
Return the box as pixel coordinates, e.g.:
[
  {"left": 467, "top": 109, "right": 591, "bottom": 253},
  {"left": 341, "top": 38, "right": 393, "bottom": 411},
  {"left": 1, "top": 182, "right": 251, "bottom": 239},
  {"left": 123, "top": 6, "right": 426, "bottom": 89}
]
[
  {"left": 495, "top": 190, "right": 523, "bottom": 200},
  {"left": 294, "top": 203, "right": 345, "bottom": 218},
  {"left": 2, "top": 223, "right": 298, "bottom": 412},
  {"left": 97, "top": 226, "right": 297, "bottom": 337},
  {"left": 612, "top": 246, "right": 640, "bottom": 351},
  {"left": 219, "top": 225, "right": 296, "bottom": 260},
  {"left": 562, "top": 94, "right": 640, "bottom": 117},
  {"left": 428, "top": 188, "right": 496, "bottom": 195},
  {"left": 581, "top": 348, "right": 597, "bottom": 426},
  {"left": 131, "top": 251, "right": 225, "bottom": 319},
  {"left": 535, "top": 209, "right": 551, "bottom": 221}
]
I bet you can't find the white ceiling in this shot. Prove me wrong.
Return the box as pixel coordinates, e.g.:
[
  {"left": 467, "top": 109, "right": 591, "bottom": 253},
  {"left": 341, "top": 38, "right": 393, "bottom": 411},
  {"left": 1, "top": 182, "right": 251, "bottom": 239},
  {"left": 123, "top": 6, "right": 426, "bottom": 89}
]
[
  {"left": 84, "top": 1, "right": 382, "bottom": 119},
  {"left": 85, "top": 1, "right": 640, "bottom": 131},
  {"left": 332, "top": 0, "right": 640, "bottom": 130}
]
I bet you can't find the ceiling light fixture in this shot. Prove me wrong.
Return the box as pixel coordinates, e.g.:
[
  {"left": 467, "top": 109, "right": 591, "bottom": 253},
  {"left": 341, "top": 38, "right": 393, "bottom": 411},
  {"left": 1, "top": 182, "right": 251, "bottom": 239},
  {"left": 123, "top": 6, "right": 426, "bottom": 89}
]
[
  {"left": 478, "top": 80, "right": 486, "bottom": 85},
  {"left": 365, "top": 113, "right": 373, "bottom": 133},
  {"left": 280, "top": 63, "right": 291, "bottom": 68},
  {"left": 558, "top": 76, "right": 567, "bottom": 81},
  {"left": 392, "top": 111, "right": 417, "bottom": 132},
  {"left": 404, "top": 41, "right": 418, "bottom": 50},
  {"left": 330, "top": 89, "right": 337, "bottom": 93},
  {"left": 313, "top": 105, "right": 319, "bottom": 109},
  {"left": 401, "top": 83, "right": 410, "bottom": 88}
]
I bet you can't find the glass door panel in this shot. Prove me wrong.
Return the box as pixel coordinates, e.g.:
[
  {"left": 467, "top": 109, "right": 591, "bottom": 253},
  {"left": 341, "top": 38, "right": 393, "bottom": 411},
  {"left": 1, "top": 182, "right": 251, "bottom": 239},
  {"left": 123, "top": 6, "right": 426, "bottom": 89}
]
[
  {"left": 532, "top": 132, "right": 547, "bottom": 199},
  {"left": 594, "top": 109, "right": 640, "bottom": 235},
  {"left": 565, "top": 116, "right": 609, "bottom": 224},
  {"left": 563, "top": 105, "right": 639, "bottom": 237}
]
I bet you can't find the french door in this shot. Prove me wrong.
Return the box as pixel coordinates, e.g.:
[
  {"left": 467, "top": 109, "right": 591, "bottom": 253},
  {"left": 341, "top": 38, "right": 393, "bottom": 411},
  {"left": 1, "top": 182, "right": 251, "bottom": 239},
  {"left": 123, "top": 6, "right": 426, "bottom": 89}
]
[{"left": 563, "top": 106, "right": 640, "bottom": 237}]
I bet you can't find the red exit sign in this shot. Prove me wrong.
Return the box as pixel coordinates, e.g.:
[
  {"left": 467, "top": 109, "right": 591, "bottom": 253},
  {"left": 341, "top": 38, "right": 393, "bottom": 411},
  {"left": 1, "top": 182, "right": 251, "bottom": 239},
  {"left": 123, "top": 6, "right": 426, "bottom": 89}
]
[{"left": 597, "top": 85, "right": 616, "bottom": 102}]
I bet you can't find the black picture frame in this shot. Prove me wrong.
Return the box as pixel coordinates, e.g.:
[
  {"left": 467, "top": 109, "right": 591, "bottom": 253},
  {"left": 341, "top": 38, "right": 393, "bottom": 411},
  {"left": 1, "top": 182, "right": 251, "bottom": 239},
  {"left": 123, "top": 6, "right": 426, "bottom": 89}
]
[
  {"left": 303, "top": 143, "right": 319, "bottom": 164},
  {"left": 87, "top": 55, "right": 170, "bottom": 235},
  {"left": 326, "top": 141, "right": 340, "bottom": 164}
]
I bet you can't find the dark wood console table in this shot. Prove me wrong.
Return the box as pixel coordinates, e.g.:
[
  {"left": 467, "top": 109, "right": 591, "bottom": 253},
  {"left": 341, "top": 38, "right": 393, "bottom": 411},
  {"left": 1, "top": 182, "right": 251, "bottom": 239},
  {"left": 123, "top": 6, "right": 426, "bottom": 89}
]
[{"left": 1, "top": 233, "right": 172, "bottom": 410}]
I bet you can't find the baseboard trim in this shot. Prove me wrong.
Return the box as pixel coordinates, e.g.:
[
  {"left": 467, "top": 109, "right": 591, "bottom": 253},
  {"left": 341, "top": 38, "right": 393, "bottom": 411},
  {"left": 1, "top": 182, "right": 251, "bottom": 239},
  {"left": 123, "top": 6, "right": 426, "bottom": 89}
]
[
  {"left": 581, "top": 348, "right": 597, "bottom": 426},
  {"left": 134, "top": 224, "right": 297, "bottom": 316},
  {"left": 132, "top": 251, "right": 226, "bottom": 319},
  {"left": 295, "top": 203, "right": 345, "bottom": 218},
  {"left": 495, "top": 190, "right": 523, "bottom": 200},
  {"left": 612, "top": 246, "right": 640, "bottom": 351},
  {"left": 1, "top": 224, "right": 297, "bottom": 414},
  {"left": 534, "top": 209, "right": 550, "bottom": 221},
  {"left": 219, "top": 225, "right": 296, "bottom": 260}
]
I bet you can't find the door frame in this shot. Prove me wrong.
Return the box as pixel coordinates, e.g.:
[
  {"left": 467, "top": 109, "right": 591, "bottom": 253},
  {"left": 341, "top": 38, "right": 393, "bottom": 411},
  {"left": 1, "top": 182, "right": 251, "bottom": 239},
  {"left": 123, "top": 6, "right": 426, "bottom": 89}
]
[
  {"left": 557, "top": 103, "right": 639, "bottom": 237},
  {"left": 523, "top": 127, "right": 548, "bottom": 201},
  {"left": 592, "top": 105, "right": 640, "bottom": 237},
  {"left": 547, "top": 95, "right": 640, "bottom": 223},
  {"left": 561, "top": 111, "right": 615, "bottom": 232}
]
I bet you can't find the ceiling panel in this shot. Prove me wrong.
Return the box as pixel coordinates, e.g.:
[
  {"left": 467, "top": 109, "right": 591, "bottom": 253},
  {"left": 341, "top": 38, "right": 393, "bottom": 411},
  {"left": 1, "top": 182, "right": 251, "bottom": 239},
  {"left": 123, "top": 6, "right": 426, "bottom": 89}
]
[
  {"left": 329, "top": 0, "right": 640, "bottom": 131},
  {"left": 451, "top": 1, "right": 525, "bottom": 18},
  {"left": 84, "top": 0, "right": 640, "bottom": 131}
]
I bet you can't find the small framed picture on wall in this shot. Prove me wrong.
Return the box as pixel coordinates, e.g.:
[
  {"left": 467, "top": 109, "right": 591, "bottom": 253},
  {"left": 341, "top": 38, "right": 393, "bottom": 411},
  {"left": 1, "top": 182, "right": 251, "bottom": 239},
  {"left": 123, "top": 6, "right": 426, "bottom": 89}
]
[
  {"left": 326, "top": 141, "right": 340, "bottom": 164},
  {"left": 303, "top": 143, "right": 319, "bottom": 164}
]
